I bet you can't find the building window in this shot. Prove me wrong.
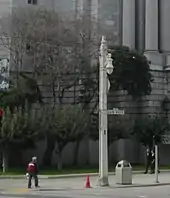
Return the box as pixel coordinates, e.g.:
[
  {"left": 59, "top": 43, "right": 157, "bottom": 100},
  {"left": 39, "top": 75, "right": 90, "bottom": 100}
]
[{"left": 27, "top": 0, "right": 37, "bottom": 5}]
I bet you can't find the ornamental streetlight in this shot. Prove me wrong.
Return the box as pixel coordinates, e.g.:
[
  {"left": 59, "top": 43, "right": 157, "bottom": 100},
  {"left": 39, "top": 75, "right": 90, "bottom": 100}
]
[{"left": 98, "top": 36, "right": 113, "bottom": 186}]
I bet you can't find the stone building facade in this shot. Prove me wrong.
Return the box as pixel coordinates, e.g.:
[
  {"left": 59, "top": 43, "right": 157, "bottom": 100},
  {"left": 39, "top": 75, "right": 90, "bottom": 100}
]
[{"left": 113, "top": 0, "right": 170, "bottom": 165}]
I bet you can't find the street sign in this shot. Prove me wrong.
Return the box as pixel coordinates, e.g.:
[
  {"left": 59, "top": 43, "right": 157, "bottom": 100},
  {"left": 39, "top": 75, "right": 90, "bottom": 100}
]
[{"left": 107, "top": 108, "right": 125, "bottom": 115}]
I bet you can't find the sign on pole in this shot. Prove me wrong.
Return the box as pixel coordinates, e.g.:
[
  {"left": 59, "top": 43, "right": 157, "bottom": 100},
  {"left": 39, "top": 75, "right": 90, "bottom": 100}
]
[{"left": 107, "top": 108, "right": 125, "bottom": 115}]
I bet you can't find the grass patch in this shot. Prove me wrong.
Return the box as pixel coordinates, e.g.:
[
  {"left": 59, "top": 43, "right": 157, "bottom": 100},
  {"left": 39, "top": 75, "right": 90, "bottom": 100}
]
[
  {"left": 0, "top": 165, "right": 169, "bottom": 175},
  {"left": 0, "top": 168, "right": 25, "bottom": 175}
]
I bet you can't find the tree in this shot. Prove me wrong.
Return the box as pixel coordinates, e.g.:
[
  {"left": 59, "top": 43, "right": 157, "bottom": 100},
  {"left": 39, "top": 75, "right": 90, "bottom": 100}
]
[
  {"left": 1, "top": 7, "right": 153, "bottom": 166},
  {"left": 108, "top": 119, "right": 130, "bottom": 147},
  {"left": 0, "top": 106, "right": 44, "bottom": 172},
  {"left": 42, "top": 105, "right": 89, "bottom": 170},
  {"left": 62, "top": 106, "right": 90, "bottom": 167},
  {"left": 89, "top": 113, "right": 129, "bottom": 146},
  {"left": 132, "top": 115, "right": 170, "bottom": 150},
  {"left": 78, "top": 66, "right": 99, "bottom": 109},
  {"left": 0, "top": 8, "right": 44, "bottom": 110},
  {"left": 0, "top": 7, "right": 99, "bottom": 102},
  {"left": 73, "top": 67, "right": 99, "bottom": 165},
  {"left": 109, "top": 46, "right": 153, "bottom": 98},
  {"left": 0, "top": 73, "right": 43, "bottom": 110},
  {"left": 0, "top": 7, "right": 105, "bottom": 166}
]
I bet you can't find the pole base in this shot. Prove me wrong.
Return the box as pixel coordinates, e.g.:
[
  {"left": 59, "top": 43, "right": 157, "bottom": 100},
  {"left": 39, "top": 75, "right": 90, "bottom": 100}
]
[{"left": 98, "top": 176, "right": 109, "bottom": 187}]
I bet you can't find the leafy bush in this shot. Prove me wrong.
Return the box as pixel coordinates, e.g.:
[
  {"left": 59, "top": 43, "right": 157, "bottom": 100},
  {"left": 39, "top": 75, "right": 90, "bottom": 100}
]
[
  {"left": 109, "top": 46, "right": 153, "bottom": 98},
  {"left": 132, "top": 115, "right": 170, "bottom": 148},
  {"left": 0, "top": 106, "right": 44, "bottom": 172}
]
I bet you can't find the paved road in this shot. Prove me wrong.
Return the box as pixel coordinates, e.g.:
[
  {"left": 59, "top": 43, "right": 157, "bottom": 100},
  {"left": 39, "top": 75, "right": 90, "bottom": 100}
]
[
  {"left": 1, "top": 185, "right": 170, "bottom": 198},
  {"left": 0, "top": 173, "right": 170, "bottom": 197}
]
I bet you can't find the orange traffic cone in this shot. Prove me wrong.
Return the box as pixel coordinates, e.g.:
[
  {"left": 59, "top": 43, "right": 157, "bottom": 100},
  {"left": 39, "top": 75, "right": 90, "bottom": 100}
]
[{"left": 85, "top": 175, "right": 91, "bottom": 188}]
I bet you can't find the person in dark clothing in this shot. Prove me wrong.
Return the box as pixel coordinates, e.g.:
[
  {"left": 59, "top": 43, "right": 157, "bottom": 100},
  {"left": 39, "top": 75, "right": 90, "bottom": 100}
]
[
  {"left": 150, "top": 150, "right": 155, "bottom": 173},
  {"left": 27, "top": 156, "right": 39, "bottom": 188},
  {"left": 144, "top": 148, "right": 152, "bottom": 174},
  {"left": 150, "top": 150, "right": 160, "bottom": 174}
]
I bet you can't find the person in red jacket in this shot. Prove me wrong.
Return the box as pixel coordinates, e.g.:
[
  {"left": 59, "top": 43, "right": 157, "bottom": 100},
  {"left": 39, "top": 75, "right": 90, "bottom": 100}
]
[{"left": 27, "top": 156, "right": 39, "bottom": 188}]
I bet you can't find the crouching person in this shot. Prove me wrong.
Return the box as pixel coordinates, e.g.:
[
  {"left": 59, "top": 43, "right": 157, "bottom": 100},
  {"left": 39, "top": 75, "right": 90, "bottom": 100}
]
[{"left": 27, "top": 156, "right": 39, "bottom": 188}]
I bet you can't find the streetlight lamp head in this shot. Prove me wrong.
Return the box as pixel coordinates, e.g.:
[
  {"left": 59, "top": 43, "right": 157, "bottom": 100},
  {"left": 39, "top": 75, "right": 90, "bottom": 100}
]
[{"left": 106, "top": 53, "right": 113, "bottom": 75}]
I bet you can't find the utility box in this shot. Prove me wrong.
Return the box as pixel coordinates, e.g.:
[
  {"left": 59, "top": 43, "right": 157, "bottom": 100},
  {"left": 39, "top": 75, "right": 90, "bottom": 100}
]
[{"left": 115, "top": 160, "right": 132, "bottom": 185}]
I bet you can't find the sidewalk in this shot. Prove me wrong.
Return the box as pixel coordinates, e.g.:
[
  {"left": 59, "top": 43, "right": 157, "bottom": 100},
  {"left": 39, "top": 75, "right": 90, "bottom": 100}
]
[
  {"left": 113, "top": 173, "right": 170, "bottom": 188},
  {"left": 0, "top": 172, "right": 170, "bottom": 197},
  {"left": 0, "top": 169, "right": 169, "bottom": 179},
  {"left": 36, "top": 172, "right": 170, "bottom": 190}
]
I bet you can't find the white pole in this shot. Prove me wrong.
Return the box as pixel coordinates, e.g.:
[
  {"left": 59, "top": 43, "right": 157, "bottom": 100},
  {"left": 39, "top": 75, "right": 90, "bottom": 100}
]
[
  {"left": 155, "top": 145, "right": 159, "bottom": 183},
  {"left": 98, "top": 36, "right": 109, "bottom": 186}
]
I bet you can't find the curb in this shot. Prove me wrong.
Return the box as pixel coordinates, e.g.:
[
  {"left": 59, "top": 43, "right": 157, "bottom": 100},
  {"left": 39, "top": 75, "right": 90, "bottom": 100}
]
[
  {"left": 114, "top": 182, "right": 170, "bottom": 189},
  {"left": 0, "top": 169, "right": 169, "bottom": 179},
  {"left": 47, "top": 169, "right": 170, "bottom": 179}
]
